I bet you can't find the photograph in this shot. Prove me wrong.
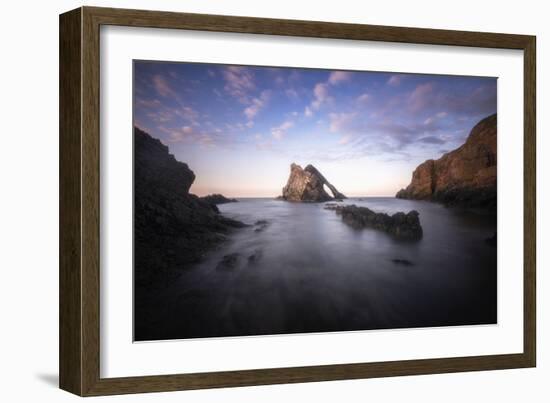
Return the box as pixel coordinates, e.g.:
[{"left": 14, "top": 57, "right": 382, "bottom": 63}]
[{"left": 133, "top": 60, "right": 498, "bottom": 342}]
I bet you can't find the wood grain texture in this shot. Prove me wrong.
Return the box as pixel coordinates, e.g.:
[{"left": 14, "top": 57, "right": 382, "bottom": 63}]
[
  {"left": 59, "top": 6, "right": 537, "bottom": 396},
  {"left": 81, "top": 6, "right": 102, "bottom": 396},
  {"left": 59, "top": 8, "right": 82, "bottom": 396},
  {"left": 523, "top": 38, "right": 536, "bottom": 367}
]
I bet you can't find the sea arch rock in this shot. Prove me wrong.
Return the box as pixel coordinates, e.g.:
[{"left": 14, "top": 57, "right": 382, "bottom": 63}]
[{"left": 280, "top": 163, "right": 347, "bottom": 202}]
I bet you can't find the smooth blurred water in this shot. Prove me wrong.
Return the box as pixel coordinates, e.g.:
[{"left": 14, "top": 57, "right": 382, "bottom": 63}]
[{"left": 136, "top": 198, "right": 497, "bottom": 341}]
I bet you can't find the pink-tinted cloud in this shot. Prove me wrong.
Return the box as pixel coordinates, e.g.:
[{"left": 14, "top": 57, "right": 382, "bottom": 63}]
[
  {"left": 311, "top": 82, "right": 330, "bottom": 110},
  {"left": 160, "top": 125, "right": 218, "bottom": 147},
  {"left": 408, "top": 83, "right": 435, "bottom": 113},
  {"left": 338, "top": 134, "right": 353, "bottom": 145},
  {"left": 135, "top": 97, "right": 161, "bottom": 109},
  {"left": 271, "top": 120, "right": 294, "bottom": 140},
  {"left": 356, "top": 93, "right": 370, "bottom": 103},
  {"left": 307, "top": 72, "right": 350, "bottom": 115},
  {"left": 329, "top": 112, "right": 357, "bottom": 133},
  {"left": 328, "top": 71, "right": 352, "bottom": 85},
  {"left": 176, "top": 106, "right": 199, "bottom": 125},
  {"left": 222, "top": 66, "right": 255, "bottom": 103},
  {"left": 387, "top": 75, "right": 404, "bottom": 86},
  {"left": 152, "top": 75, "right": 177, "bottom": 98},
  {"left": 244, "top": 90, "right": 271, "bottom": 120},
  {"left": 147, "top": 109, "right": 175, "bottom": 123}
]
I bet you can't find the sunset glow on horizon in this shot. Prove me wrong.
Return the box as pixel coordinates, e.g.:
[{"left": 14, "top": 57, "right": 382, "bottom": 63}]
[{"left": 134, "top": 61, "right": 497, "bottom": 197}]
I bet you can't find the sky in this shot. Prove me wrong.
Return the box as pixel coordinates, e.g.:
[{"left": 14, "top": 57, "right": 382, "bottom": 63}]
[{"left": 134, "top": 61, "right": 497, "bottom": 197}]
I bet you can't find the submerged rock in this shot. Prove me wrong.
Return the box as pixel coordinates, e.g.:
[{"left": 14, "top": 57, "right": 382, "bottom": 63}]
[
  {"left": 396, "top": 114, "right": 497, "bottom": 209},
  {"left": 391, "top": 259, "right": 415, "bottom": 266},
  {"left": 254, "top": 220, "right": 270, "bottom": 232},
  {"left": 280, "top": 163, "right": 346, "bottom": 202},
  {"left": 200, "top": 193, "right": 238, "bottom": 205},
  {"left": 325, "top": 204, "right": 423, "bottom": 240},
  {"left": 216, "top": 253, "right": 240, "bottom": 270},
  {"left": 247, "top": 249, "right": 263, "bottom": 264}
]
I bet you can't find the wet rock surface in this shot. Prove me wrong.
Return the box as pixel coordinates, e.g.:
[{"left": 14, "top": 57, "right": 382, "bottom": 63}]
[{"left": 325, "top": 204, "right": 423, "bottom": 240}]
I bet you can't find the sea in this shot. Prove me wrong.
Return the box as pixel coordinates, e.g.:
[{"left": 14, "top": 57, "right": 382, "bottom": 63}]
[{"left": 135, "top": 197, "right": 497, "bottom": 341}]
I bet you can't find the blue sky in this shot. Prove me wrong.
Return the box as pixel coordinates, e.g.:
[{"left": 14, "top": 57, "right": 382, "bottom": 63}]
[{"left": 134, "top": 61, "right": 496, "bottom": 197}]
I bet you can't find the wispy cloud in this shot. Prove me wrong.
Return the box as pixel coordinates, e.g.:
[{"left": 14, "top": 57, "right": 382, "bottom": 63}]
[
  {"left": 312, "top": 83, "right": 330, "bottom": 109},
  {"left": 176, "top": 106, "right": 199, "bottom": 125},
  {"left": 244, "top": 90, "right": 271, "bottom": 120},
  {"left": 135, "top": 97, "right": 161, "bottom": 109},
  {"left": 147, "top": 109, "right": 175, "bottom": 123},
  {"left": 159, "top": 125, "right": 218, "bottom": 147},
  {"left": 407, "top": 82, "right": 496, "bottom": 117},
  {"left": 339, "top": 134, "right": 353, "bottom": 145},
  {"left": 222, "top": 66, "right": 255, "bottom": 103},
  {"left": 424, "top": 111, "right": 448, "bottom": 125},
  {"left": 408, "top": 82, "right": 434, "bottom": 112},
  {"left": 329, "top": 112, "right": 357, "bottom": 133},
  {"left": 152, "top": 75, "right": 177, "bottom": 98},
  {"left": 418, "top": 135, "right": 445, "bottom": 144},
  {"left": 387, "top": 74, "right": 404, "bottom": 86},
  {"left": 285, "top": 88, "right": 299, "bottom": 100},
  {"left": 271, "top": 120, "right": 294, "bottom": 140},
  {"left": 306, "top": 71, "right": 352, "bottom": 115},
  {"left": 356, "top": 93, "right": 370, "bottom": 104},
  {"left": 328, "top": 71, "right": 352, "bottom": 85}
]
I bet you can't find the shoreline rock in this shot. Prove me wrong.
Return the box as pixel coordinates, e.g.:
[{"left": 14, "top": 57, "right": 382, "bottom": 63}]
[
  {"left": 396, "top": 114, "right": 497, "bottom": 209},
  {"left": 200, "top": 193, "right": 238, "bottom": 205},
  {"left": 134, "top": 127, "right": 246, "bottom": 288},
  {"left": 279, "top": 163, "right": 346, "bottom": 202},
  {"left": 325, "top": 204, "right": 423, "bottom": 240}
]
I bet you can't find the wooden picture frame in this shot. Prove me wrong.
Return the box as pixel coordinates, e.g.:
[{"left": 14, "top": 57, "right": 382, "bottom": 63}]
[{"left": 59, "top": 6, "right": 536, "bottom": 396}]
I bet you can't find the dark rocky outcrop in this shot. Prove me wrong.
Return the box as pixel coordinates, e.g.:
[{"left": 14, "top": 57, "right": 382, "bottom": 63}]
[
  {"left": 280, "top": 163, "right": 346, "bottom": 202},
  {"left": 396, "top": 114, "right": 497, "bottom": 209},
  {"left": 247, "top": 249, "right": 263, "bottom": 264},
  {"left": 254, "top": 219, "right": 270, "bottom": 232},
  {"left": 134, "top": 127, "right": 245, "bottom": 288},
  {"left": 216, "top": 253, "right": 240, "bottom": 271},
  {"left": 325, "top": 204, "right": 423, "bottom": 240},
  {"left": 200, "top": 193, "right": 238, "bottom": 205}
]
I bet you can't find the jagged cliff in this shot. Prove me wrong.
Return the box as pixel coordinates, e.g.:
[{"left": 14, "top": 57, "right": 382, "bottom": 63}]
[
  {"left": 280, "top": 163, "right": 346, "bottom": 202},
  {"left": 396, "top": 114, "right": 497, "bottom": 209},
  {"left": 134, "top": 127, "right": 245, "bottom": 287}
]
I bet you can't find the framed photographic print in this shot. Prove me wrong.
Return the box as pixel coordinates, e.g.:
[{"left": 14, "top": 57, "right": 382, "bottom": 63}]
[{"left": 59, "top": 6, "right": 536, "bottom": 396}]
